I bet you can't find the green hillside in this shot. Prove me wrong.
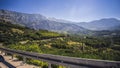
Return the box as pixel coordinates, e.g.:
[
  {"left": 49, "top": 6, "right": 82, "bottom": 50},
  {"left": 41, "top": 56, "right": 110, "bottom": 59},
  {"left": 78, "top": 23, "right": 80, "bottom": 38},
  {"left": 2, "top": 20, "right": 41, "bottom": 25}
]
[
  {"left": 0, "top": 19, "right": 120, "bottom": 68},
  {"left": 0, "top": 19, "right": 65, "bottom": 44}
]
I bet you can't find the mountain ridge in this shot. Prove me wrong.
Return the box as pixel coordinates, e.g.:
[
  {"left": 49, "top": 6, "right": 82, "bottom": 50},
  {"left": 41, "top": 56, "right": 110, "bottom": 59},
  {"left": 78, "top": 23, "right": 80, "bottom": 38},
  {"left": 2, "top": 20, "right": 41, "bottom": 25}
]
[
  {"left": 76, "top": 18, "right": 120, "bottom": 31},
  {"left": 0, "top": 9, "right": 120, "bottom": 34},
  {"left": 0, "top": 9, "right": 89, "bottom": 34}
]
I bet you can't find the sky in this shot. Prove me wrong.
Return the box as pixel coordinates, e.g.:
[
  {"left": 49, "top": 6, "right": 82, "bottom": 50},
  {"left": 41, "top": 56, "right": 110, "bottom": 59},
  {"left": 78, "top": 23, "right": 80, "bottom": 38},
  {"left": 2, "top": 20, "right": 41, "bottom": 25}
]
[{"left": 0, "top": 0, "right": 120, "bottom": 22}]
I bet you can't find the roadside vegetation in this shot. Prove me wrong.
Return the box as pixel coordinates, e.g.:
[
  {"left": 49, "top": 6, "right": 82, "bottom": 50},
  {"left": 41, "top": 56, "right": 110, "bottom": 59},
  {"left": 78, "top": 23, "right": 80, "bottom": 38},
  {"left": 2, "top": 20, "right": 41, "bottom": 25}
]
[{"left": 0, "top": 21, "right": 120, "bottom": 68}]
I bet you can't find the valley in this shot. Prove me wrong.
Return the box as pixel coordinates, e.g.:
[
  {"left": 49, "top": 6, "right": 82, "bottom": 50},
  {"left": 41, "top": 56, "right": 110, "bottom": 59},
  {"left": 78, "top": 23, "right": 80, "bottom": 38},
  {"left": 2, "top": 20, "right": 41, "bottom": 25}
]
[
  {"left": 0, "top": 0, "right": 120, "bottom": 67},
  {"left": 0, "top": 16, "right": 120, "bottom": 68}
]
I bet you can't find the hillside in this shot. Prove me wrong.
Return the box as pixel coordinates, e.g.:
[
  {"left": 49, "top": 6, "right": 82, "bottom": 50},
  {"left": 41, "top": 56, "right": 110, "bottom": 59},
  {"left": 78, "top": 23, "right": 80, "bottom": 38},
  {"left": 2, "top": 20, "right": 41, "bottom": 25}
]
[
  {"left": 0, "top": 17, "right": 120, "bottom": 68},
  {"left": 0, "top": 19, "right": 65, "bottom": 44}
]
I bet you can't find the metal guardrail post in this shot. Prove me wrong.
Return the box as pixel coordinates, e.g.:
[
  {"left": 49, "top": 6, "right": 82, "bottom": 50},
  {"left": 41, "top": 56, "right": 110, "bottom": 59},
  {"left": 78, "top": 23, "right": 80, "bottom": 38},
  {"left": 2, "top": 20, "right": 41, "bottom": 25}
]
[
  {"left": 48, "top": 63, "right": 51, "bottom": 68},
  {"left": 20, "top": 57, "right": 26, "bottom": 66},
  {"left": 4, "top": 52, "right": 7, "bottom": 56},
  {"left": 20, "top": 56, "right": 26, "bottom": 66},
  {"left": 0, "top": 51, "right": 5, "bottom": 56},
  {"left": 23, "top": 57, "right": 26, "bottom": 64},
  {"left": 66, "top": 66, "right": 70, "bottom": 68},
  {"left": 0, "top": 51, "right": 3, "bottom": 54},
  {"left": 11, "top": 54, "right": 14, "bottom": 59}
]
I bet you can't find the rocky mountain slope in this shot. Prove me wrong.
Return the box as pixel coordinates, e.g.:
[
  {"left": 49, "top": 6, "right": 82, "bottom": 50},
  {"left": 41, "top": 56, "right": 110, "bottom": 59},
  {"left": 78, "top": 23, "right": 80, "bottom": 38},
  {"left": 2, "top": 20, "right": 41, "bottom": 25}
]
[{"left": 0, "top": 9, "right": 88, "bottom": 34}]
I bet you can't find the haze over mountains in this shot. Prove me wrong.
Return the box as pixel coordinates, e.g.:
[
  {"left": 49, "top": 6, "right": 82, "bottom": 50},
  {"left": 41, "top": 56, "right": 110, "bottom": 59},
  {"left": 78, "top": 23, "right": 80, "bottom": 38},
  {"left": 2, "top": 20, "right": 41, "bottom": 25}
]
[
  {"left": 0, "top": 9, "right": 120, "bottom": 34},
  {"left": 76, "top": 18, "right": 120, "bottom": 31}
]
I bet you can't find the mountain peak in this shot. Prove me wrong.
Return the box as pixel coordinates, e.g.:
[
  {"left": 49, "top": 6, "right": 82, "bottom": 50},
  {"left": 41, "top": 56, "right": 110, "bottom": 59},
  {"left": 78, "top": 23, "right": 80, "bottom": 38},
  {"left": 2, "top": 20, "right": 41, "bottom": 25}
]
[
  {"left": 0, "top": 9, "right": 88, "bottom": 34},
  {"left": 77, "top": 18, "right": 120, "bottom": 31}
]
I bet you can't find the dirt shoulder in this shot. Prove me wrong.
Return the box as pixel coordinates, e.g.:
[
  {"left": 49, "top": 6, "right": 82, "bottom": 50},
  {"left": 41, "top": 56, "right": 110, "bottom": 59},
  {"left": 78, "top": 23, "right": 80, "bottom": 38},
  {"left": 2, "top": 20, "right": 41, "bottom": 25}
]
[{"left": 0, "top": 52, "right": 40, "bottom": 68}]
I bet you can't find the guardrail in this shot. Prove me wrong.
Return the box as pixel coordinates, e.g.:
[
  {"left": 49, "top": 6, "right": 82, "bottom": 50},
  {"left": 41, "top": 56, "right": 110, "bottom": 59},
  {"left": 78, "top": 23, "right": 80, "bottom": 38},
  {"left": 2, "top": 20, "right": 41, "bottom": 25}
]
[{"left": 0, "top": 47, "right": 120, "bottom": 68}]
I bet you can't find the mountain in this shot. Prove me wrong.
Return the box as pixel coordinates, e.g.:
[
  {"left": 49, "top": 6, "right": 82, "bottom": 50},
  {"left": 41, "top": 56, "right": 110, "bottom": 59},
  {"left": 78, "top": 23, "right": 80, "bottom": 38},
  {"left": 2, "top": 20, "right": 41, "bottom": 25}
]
[
  {"left": 47, "top": 17, "right": 74, "bottom": 23},
  {"left": 0, "top": 9, "right": 88, "bottom": 34},
  {"left": 1, "top": 9, "right": 120, "bottom": 35},
  {"left": 76, "top": 18, "right": 120, "bottom": 31}
]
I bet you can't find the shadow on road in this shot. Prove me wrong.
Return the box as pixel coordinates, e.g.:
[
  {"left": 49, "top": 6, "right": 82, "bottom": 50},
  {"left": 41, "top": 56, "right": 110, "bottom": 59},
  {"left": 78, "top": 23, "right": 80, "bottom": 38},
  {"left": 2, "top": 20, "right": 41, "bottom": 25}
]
[
  {"left": 2, "top": 61, "right": 16, "bottom": 68},
  {"left": 0, "top": 55, "right": 16, "bottom": 68}
]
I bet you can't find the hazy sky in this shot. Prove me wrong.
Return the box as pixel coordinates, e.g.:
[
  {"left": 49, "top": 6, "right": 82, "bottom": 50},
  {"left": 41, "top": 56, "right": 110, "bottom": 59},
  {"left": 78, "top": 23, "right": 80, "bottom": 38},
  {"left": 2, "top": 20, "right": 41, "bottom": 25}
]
[{"left": 0, "top": 0, "right": 120, "bottom": 22}]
